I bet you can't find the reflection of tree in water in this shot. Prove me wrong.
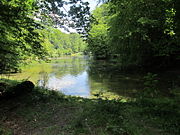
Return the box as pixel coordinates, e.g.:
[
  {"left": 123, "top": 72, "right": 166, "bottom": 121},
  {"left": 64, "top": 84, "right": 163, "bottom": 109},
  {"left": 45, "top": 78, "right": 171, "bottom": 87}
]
[
  {"left": 87, "top": 60, "right": 143, "bottom": 97},
  {"left": 51, "top": 57, "right": 87, "bottom": 77},
  {"left": 38, "top": 71, "right": 49, "bottom": 88}
]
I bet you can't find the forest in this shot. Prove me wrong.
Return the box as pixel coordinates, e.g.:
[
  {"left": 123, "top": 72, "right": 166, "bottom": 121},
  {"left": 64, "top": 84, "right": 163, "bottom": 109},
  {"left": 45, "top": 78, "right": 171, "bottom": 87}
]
[
  {"left": 0, "top": 0, "right": 180, "bottom": 135},
  {"left": 0, "top": 0, "right": 180, "bottom": 73},
  {"left": 0, "top": 0, "right": 88, "bottom": 74},
  {"left": 38, "top": 27, "right": 87, "bottom": 57},
  {"left": 87, "top": 0, "right": 180, "bottom": 70}
]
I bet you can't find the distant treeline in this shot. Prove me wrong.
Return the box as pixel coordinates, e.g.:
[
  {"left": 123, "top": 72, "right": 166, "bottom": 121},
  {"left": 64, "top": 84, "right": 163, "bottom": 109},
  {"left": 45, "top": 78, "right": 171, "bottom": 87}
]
[{"left": 38, "top": 27, "right": 87, "bottom": 57}]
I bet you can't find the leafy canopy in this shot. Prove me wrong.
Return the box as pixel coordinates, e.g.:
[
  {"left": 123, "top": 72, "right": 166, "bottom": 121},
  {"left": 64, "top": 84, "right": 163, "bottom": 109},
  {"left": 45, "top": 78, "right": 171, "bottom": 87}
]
[
  {"left": 0, "top": 0, "right": 90, "bottom": 73},
  {"left": 87, "top": 0, "right": 180, "bottom": 69}
]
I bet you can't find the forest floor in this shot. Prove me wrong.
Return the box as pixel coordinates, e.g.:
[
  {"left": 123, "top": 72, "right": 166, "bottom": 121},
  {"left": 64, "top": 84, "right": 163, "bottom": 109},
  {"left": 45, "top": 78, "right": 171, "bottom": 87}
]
[{"left": 0, "top": 79, "right": 179, "bottom": 135}]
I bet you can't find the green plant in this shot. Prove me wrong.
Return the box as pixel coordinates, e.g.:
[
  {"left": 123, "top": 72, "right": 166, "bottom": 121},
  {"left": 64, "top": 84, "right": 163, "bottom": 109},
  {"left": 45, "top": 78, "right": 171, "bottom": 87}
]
[
  {"left": 142, "top": 73, "right": 159, "bottom": 98},
  {"left": 0, "top": 127, "right": 12, "bottom": 135}
]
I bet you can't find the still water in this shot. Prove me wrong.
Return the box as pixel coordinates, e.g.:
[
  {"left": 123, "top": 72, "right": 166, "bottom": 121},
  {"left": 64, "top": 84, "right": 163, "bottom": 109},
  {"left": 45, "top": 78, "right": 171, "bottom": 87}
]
[{"left": 5, "top": 56, "right": 143, "bottom": 98}]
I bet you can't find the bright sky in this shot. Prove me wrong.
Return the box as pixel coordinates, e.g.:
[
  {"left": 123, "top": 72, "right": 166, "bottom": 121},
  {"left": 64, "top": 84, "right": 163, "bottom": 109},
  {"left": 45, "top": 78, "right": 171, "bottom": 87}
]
[{"left": 84, "top": 0, "right": 99, "bottom": 11}]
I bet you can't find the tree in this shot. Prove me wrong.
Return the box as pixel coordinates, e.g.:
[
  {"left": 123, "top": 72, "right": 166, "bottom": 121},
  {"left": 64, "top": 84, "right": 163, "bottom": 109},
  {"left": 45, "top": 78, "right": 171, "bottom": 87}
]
[
  {"left": 87, "top": 4, "right": 110, "bottom": 59},
  {"left": 87, "top": 0, "right": 180, "bottom": 69},
  {"left": 0, "top": 0, "right": 90, "bottom": 73},
  {"left": 107, "top": 0, "right": 180, "bottom": 68},
  {"left": 37, "top": 27, "right": 87, "bottom": 57},
  {"left": 0, "top": 0, "right": 45, "bottom": 73}
]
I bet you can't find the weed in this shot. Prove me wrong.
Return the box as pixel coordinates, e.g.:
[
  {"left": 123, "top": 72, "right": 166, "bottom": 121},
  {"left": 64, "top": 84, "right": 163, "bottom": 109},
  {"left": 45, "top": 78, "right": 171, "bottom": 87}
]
[
  {"left": 0, "top": 127, "right": 12, "bottom": 135},
  {"left": 0, "top": 79, "right": 179, "bottom": 135},
  {"left": 141, "top": 72, "right": 159, "bottom": 98}
]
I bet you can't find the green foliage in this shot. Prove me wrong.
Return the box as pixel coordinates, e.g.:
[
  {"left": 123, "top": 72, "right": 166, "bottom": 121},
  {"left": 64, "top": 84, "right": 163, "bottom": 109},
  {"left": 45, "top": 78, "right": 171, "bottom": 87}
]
[
  {"left": 0, "top": 0, "right": 46, "bottom": 73},
  {"left": 71, "top": 97, "right": 127, "bottom": 135},
  {"left": 38, "top": 27, "right": 87, "bottom": 57},
  {"left": 142, "top": 73, "right": 159, "bottom": 98},
  {"left": 0, "top": 127, "right": 12, "bottom": 135},
  {"left": 0, "top": 0, "right": 90, "bottom": 73},
  {"left": 135, "top": 97, "right": 180, "bottom": 134},
  {"left": 87, "top": 0, "right": 180, "bottom": 69},
  {"left": 0, "top": 78, "right": 179, "bottom": 135},
  {"left": 87, "top": 4, "right": 111, "bottom": 59}
]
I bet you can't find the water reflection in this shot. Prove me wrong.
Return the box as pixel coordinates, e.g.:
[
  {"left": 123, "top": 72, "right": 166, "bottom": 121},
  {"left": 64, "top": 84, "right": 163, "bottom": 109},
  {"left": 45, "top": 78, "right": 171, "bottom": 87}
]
[
  {"left": 46, "top": 72, "right": 90, "bottom": 97},
  {"left": 87, "top": 60, "right": 142, "bottom": 97},
  {"left": 5, "top": 56, "right": 143, "bottom": 98}
]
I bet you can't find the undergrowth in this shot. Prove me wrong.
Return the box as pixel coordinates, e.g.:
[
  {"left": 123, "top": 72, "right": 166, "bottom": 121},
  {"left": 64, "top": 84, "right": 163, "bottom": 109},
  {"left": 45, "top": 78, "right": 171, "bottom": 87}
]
[{"left": 0, "top": 79, "right": 179, "bottom": 135}]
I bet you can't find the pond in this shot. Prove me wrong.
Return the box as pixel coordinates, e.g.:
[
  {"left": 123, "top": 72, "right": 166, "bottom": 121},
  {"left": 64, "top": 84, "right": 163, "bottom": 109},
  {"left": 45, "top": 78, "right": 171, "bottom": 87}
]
[{"left": 4, "top": 56, "right": 178, "bottom": 99}]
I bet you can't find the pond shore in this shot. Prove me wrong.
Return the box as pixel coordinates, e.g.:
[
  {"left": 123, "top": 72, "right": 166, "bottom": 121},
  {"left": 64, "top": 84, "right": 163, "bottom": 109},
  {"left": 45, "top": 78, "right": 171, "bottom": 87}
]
[{"left": 0, "top": 79, "right": 179, "bottom": 135}]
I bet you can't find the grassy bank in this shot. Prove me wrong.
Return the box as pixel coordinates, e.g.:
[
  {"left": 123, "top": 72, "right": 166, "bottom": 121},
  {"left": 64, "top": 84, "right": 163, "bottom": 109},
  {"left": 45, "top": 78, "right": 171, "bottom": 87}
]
[{"left": 0, "top": 79, "right": 179, "bottom": 135}]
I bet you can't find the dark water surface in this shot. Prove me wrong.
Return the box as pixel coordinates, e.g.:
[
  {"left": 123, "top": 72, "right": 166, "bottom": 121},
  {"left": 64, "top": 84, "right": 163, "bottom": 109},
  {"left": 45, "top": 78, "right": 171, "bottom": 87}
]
[{"left": 5, "top": 56, "right": 179, "bottom": 98}]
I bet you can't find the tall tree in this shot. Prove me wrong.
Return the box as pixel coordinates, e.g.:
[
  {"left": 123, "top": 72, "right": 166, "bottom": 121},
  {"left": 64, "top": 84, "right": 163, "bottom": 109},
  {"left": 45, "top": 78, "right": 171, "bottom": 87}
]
[
  {"left": 87, "top": 0, "right": 180, "bottom": 69},
  {"left": 108, "top": 0, "right": 179, "bottom": 68},
  {"left": 0, "top": 0, "right": 90, "bottom": 73},
  {"left": 0, "top": 0, "right": 45, "bottom": 73},
  {"left": 87, "top": 4, "right": 110, "bottom": 59}
]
